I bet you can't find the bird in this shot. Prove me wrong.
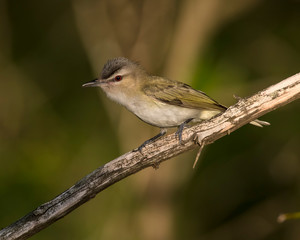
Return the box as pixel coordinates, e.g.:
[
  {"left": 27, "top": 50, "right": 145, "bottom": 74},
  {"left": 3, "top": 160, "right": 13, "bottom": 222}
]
[{"left": 83, "top": 57, "right": 269, "bottom": 151}]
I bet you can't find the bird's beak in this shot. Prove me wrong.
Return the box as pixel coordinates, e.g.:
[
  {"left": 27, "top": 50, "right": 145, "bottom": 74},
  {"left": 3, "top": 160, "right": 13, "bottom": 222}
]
[{"left": 82, "top": 79, "right": 101, "bottom": 87}]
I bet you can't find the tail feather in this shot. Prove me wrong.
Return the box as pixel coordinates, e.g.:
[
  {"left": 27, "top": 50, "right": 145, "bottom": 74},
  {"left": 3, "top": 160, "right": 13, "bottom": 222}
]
[{"left": 250, "top": 119, "right": 270, "bottom": 127}]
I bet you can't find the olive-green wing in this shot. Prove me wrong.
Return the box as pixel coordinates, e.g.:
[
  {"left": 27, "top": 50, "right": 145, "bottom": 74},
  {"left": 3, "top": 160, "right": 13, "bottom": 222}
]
[{"left": 143, "top": 78, "right": 226, "bottom": 111}]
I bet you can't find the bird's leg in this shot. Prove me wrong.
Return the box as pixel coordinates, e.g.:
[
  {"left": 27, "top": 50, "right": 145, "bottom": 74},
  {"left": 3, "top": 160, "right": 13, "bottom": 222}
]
[
  {"left": 134, "top": 128, "right": 167, "bottom": 152},
  {"left": 175, "top": 118, "right": 193, "bottom": 144}
]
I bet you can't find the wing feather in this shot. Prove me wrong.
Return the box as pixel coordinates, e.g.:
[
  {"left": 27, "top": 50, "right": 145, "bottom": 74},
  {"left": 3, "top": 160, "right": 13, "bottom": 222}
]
[{"left": 142, "top": 77, "right": 226, "bottom": 111}]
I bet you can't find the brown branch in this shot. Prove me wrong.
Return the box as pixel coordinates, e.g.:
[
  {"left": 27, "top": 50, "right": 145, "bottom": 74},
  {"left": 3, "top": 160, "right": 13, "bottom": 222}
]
[{"left": 1, "top": 73, "right": 299, "bottom": 240}]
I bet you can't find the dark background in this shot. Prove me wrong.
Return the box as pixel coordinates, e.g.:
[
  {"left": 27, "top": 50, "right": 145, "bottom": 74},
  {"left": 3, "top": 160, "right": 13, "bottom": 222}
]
[{"left": 0, "top": 0, "right": 299, "bottom": 239}]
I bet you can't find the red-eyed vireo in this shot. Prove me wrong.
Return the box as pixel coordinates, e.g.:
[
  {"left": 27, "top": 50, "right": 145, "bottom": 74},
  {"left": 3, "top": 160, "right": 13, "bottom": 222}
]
[{"left": 83, "top": 57, "right": 269, "bottom": 151}]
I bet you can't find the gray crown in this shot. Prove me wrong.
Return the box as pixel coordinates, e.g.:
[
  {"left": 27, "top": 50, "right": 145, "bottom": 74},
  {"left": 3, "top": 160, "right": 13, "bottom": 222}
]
[{"left": 101, "top": 57, "right": 138, "bottom": 79}]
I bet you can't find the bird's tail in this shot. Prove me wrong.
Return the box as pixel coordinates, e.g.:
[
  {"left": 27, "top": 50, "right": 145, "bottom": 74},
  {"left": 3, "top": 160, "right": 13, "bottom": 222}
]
[{"left": 250, "top": 119, "right": 270, "bottom": 127}]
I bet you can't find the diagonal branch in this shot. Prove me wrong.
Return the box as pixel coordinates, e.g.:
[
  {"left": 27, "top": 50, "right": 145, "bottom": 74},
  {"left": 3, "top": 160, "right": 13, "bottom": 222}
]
[{"left": 1, "top": 73, "right": 299, "bottom": 240}]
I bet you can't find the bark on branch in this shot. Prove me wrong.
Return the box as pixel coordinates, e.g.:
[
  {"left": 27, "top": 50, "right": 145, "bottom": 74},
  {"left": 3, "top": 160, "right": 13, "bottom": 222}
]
[{"left": 1, "top": 73, "right": 299, "bottom": 240}]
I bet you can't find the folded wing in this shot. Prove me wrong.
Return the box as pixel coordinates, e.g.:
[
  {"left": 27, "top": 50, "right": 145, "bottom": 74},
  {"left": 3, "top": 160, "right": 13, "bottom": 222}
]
[{"left": 143, "top": 77, "right": 226, "bottom": 111}]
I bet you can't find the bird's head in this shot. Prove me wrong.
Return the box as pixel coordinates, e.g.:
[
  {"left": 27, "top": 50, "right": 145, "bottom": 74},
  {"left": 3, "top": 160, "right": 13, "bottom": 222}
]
[{"left": 83, "top": 57, "right": 146, "bottom": 93}]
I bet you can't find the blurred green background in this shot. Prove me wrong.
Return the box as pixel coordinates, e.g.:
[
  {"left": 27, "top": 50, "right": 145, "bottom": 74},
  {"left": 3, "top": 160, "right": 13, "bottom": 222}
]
[{"left": 0, "top": 0, "right": 300, "bottom": 239}]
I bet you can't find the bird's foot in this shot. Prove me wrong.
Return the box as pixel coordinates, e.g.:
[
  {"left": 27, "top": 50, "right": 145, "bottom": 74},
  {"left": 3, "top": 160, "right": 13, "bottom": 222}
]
[
  {"left": 175, "top": 118, "right": 193, "bottom": 144},
  {"left": 133, "top": 128, "right": 167, "bottom": 153}
]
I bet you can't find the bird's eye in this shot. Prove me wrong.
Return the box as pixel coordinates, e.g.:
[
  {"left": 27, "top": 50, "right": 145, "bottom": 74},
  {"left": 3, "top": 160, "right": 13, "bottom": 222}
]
[{"left": 114, "top": 75, "right": 122, "bottom": 81}]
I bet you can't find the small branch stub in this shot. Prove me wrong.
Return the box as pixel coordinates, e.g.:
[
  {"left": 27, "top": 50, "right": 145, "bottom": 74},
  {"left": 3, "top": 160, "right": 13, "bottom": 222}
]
[{"left": 277, "top": 212, "right": 300, "bottom": 223}]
